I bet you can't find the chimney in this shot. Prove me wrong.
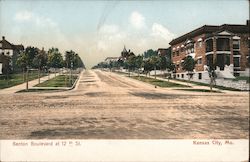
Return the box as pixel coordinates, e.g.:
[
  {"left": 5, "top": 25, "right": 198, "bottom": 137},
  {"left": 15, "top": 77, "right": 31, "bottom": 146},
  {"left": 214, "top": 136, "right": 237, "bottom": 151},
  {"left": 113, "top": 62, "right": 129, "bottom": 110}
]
[
  {"left": 2, "top": 36, "right": 5, "bottom": 40},
  {"left": 247, "top": 20, "right": 249, "bottom": 26}
]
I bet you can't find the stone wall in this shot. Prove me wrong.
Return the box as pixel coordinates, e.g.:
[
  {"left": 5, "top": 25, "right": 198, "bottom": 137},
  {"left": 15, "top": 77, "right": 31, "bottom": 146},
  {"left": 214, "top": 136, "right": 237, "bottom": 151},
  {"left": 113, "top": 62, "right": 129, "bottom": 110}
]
[{"left": 172, "top": 71, "right": 249, "bottom": 91}]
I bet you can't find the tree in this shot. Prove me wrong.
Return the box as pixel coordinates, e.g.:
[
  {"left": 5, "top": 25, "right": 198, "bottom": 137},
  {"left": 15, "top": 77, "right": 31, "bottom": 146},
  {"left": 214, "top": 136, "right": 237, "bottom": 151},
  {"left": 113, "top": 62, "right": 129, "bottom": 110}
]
[
  {"left": 149, "top": 55, "right": 161, "bottom": 79},
  {"left": 126, "top": 55, "right": 137, "bottom": 77},
  {"left": 48, "top": 48, "right": 64, "bottom": 71},
  {"left": 206, "top": 59, "right": 217, "bottom": 92},
  {"left": 143, "top": 59, "right": 154, "bottom": 76},
  {"left": 143, "top": 49, "right": 157, "bottom": 58},
  {"left": 159, "top": 56, "right": 167, "bottom": 77},
  {"left": 182, "top": 56, "right": 196, "bottom": 82},
  {"left": 24, "top": 46, "right": 39, "bottom": 68},
  {"left": 33, "top": 49, "right": 48, "bottom": 83},
  {"left": 165, "top": 59, "right": 175, "bottom": 81},
  {"left": 16, "top": 52, "right": 29, "bottom": 81},
  {"left": 135, "top": 55, "right": 143, "bottom": 77}
]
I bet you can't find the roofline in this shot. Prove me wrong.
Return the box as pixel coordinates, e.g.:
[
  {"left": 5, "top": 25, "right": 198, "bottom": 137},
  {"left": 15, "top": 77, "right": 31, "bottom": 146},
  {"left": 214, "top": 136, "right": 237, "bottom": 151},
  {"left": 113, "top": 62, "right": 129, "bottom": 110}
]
[{"left": 169, "top": 22, "right": 249, "bottom": 45}]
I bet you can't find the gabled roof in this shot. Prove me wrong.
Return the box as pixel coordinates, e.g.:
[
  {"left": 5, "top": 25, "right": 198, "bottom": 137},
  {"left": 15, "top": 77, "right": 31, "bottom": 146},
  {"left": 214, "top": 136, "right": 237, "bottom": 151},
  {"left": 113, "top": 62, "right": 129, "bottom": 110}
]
[
  {"left": 169, "top": 21, "right": 249, "bottom": 45},
  {"left": 0, "top": 39, "right": 13, "bottom": 50},
  {"left": 0, "top": 36, "right": 24, "bottom": 51}
]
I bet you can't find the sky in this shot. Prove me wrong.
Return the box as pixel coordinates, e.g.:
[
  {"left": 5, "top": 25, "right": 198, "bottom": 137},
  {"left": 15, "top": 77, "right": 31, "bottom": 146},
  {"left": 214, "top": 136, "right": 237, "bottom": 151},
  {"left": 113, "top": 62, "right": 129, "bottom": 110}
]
[{"left": 0, "top": 0, "right": 249, "bottom": 68}]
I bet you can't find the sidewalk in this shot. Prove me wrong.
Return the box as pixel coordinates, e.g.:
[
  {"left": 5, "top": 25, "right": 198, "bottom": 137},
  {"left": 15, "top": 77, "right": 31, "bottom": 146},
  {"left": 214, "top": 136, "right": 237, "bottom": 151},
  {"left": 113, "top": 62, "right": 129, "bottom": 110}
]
[
  {"left": 113, "top": 70, "right": 225, "bottom": 92},
  {"left": 0, "top": 73, "right": 59, "bottom": 94}
]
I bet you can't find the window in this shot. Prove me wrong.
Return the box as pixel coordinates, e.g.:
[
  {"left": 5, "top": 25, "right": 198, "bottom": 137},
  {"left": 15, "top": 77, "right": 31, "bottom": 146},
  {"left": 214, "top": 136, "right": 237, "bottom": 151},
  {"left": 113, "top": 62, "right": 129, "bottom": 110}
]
[
  {"left": 176, "top": 64, "right": 180, "bottom": 70},
  {"left": 197, "top": 58, "right": 202, "bottom": 65},
  {"left": 216, "top": 38, "right": 230, "bottom": 51},
  {"left": 233, "top": 40, "right": 240, "bottom": 50},
  {"left": 233, "top": 51, "right": 240, "bottom": 55},
  {"left": 173, "top": 52, "right": 175, "bottom": 57},
  {"left": 177, "top": 74, "right": 180, "bottom": 78},
  {"left": 233, "top": 57, "right": 240, "bottom": 67},
  {"left": 234, "top": 73, "right": 240, "bottom": 77},
  {"left": 225, "top": 55, "right": 230, "bottom": 65},
  {"left": 197, "top": 41, "right": 202, "bottom": 48},
  {"left": 176, "top": 50, "right": 179, "bottom": 56},
  {"left": 181, "top": 74, "right": 184, "bottom": 78},
  {"left": 206, "top": 54, "right": 213, "bottom": 66},
  {"left": 198, "top": 73, "right": 202, "bottom": 79},
  {"left": 206, "top": 39, "right": 213, "bottom": 52}
]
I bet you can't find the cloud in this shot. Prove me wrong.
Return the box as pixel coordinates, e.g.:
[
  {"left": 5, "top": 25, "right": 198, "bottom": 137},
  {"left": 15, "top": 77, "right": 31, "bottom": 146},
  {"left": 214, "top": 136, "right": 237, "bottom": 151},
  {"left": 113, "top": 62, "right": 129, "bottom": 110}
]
[
  {"left": 13, "top": 10, "right": 69, "bottom": 51},
  {"left": 151, "top": 23, "right": 175, "bottom": 41},
  {"left": 14, "top": 10, "right": 33, "bottom": 21},
  {"left": 97, "top": 24, "right": 127, "bottom": 51},
  {"left": 14, "top": 10, "right": 57, "bottom": 27},
  {"left": 129, "top": 11, "right": 146, "bottom": 29}
]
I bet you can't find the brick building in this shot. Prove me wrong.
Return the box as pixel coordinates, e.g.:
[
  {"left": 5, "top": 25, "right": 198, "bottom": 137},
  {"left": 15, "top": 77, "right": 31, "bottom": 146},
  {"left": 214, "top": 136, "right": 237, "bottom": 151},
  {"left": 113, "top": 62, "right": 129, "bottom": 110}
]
[
  {"left": 157, "top": 47, "right": 171, "bottom": 61},
  {"left": 169, "top": 21, "right": 249, "bottom": 82}
]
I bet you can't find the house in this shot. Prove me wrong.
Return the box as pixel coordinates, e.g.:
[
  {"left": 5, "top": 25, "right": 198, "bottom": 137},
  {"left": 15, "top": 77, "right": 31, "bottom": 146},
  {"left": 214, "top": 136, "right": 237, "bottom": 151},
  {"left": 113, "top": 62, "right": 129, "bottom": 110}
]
[
  {"left": 0, "top": 36, "right": 24, "bottom": 74},
  {"left": 157, "top": 47, "right": 171, "bottom": 61},
  {"left": 104, "top": 57, "right": 120, "bottom": 64},
  {"left": 169, "top": 20, "right": 250, "bottom": 82}
]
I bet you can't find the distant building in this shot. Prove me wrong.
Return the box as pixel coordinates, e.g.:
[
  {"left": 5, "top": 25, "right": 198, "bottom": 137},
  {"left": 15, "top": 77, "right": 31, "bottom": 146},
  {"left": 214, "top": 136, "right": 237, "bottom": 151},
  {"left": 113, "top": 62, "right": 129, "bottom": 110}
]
[
  {"left": 0, "top": 36, "right": 24, "bottom": 74},
  {"left": 169, "top": 20, "right": 250, "bottom": 82},
  {"left": 120, "top": 46, "right": 135, "bottom": 60},
  {"left": 104, "top": 57, "right": 120, "bottom": 63},
  {"left": 157, "top": 47, "right": 171, "bottom": 61}
]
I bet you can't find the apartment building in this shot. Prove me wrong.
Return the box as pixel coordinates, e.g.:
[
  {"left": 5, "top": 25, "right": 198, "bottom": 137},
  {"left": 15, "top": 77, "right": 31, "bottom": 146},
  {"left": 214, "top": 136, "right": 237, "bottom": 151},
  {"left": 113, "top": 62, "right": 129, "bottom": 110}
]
[{"left": 169, "top": 21, "right": 249, "bottom": 82}]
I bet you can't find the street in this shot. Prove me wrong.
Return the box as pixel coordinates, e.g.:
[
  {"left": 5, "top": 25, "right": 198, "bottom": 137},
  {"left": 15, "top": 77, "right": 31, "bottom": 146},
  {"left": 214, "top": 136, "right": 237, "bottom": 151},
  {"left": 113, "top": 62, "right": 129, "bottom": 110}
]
[{"left": 0, "top": 70, "right": 249, "bottom": 139}]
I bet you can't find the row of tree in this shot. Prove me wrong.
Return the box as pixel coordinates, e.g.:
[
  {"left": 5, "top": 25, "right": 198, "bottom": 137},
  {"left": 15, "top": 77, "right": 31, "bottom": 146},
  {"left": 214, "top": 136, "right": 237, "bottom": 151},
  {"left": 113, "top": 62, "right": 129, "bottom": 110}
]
[
  {"left": 93, "top": 48, "right": 217, "bottom": 91},
  {"left": 2, "top": 46, "right": 85, "bottom": 83},
  {"left": 93, "top": 49, "right": 175, "bottom": 78}
]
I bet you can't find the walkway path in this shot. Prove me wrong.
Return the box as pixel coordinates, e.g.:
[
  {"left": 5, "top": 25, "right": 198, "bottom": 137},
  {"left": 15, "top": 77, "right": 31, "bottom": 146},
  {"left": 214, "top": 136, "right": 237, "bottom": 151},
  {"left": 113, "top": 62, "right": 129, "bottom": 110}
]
[
  {"left": 117, "top": 70, "right": 234, "bottom": 93},
  {"left": 0, "top": 73, "right": 59, "bottom": 94}
]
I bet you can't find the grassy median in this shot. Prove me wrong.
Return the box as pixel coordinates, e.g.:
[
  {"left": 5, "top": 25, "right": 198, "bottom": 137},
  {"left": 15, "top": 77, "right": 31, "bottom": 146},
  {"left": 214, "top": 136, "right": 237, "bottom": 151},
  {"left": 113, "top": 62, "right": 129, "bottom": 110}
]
[
  {"left": 35, "top": 75, "right": 78, "bottom": 87},
  {"left": 131, "top": 76, "right": 190, "bottom": 88},
  {"left": 174, "top": 88, "right": 222, "bottom": 93},
  {"left": 0, "top": 72, "right": 47, "bottom": 89}
]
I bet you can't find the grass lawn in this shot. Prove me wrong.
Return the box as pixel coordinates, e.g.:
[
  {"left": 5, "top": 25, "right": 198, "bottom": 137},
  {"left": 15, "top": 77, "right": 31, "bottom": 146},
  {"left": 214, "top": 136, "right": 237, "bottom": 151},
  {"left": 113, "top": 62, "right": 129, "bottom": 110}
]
[
  {"left": 17, "top": 89, "right": 65, "bottom": 93},
  {"left": 131, "top": 76, "right": 190, "bottom": 88},
  {"left": 0, "top": 72, "right": 47, "bottom": 89},
  {"left": 174, "top": 88, "right": 222, "bottom": 93},
  {"left": 35, "top": 75, "right": 78, "bottom": 87},
  {"left": 173, "top": 79, "right": 242, "bottom": 91},
  {"left": 233, "top": 76, "right": 250, "bottom": 83}
]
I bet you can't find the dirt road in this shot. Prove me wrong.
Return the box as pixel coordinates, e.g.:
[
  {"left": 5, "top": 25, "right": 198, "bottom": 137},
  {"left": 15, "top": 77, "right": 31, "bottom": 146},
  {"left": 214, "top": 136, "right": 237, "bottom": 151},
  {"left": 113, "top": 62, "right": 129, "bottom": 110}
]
[{"left": 0, "top": 70, "right": 249, "bottom": 139}]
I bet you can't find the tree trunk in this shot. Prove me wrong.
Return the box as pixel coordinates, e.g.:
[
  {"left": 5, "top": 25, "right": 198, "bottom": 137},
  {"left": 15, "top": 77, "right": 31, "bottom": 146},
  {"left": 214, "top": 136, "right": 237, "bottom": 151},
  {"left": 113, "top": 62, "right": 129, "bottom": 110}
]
[
  {"left": 38, "top": 68, "right": 40, "bottom": 84},
  {"left": 210, "top": 77, "right": 213, "bottom": 92},
  {"left": 154, "top": 66, "right": 156, "bottom": 79},
  {"left": 26, "top": 69, "right": 29, "bottom": 91},
  {"left": 23, "top": 68, "right": 25, "bottom": 82}
]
